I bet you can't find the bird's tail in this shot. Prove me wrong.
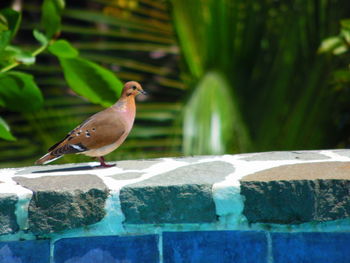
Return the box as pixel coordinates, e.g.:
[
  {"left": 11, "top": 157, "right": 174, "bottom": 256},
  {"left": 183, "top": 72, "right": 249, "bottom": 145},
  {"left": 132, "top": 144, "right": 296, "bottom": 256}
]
[{"left": 35, "top": 152, "right": 63, "bottom": 165}]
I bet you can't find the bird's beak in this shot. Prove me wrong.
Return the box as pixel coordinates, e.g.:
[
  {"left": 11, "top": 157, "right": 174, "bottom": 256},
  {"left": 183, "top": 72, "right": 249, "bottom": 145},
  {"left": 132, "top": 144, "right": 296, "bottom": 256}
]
[{"left": 140, "top": 90, "right": 147, "bottom": 95}]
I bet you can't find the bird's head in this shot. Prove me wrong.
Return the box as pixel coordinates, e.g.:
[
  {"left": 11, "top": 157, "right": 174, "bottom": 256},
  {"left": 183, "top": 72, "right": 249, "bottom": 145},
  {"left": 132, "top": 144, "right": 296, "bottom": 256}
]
[{"left": 122, "top": 81, "right": 146, "bottom": 97}]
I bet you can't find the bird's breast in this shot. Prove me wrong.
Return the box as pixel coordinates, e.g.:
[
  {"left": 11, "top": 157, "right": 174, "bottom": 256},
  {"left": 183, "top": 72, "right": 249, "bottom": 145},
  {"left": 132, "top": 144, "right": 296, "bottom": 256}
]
[
  {"left": 83, "top": 138, "right": 127, "bottom": 157},
  {"left": 82, "top": 98, "right": 136, "bottom": 157},
  {"left": 115, "top": 99, "right": 136, "bottom": 131}
]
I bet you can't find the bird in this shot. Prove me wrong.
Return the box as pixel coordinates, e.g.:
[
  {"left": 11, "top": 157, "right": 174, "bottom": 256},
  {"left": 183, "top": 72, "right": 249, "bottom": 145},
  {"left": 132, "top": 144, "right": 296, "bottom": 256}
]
[{"left": 35, "top": 81, "right": 146, "bottom": 168}]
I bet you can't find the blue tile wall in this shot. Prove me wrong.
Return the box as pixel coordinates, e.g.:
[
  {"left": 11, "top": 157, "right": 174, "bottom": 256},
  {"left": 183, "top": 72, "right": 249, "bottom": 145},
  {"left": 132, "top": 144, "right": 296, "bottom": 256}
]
[
  {"left": 0, "top": 240, "right": 50, "bottom": 263},
  {"left": 163, "top": 231, "right": 267, "bottom": 263},
  {"left": 3, "top": 231, "right": 349, "bottom": 263},
  {"left": 54, "top": 234, "right": 159, "bottom": 263},
  {"left": 272, "top": 232, "right": 350, "bottom": 263}
]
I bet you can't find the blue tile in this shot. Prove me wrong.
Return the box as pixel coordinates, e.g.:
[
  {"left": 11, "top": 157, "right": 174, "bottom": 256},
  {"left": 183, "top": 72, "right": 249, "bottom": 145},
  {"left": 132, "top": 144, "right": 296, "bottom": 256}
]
[
  {"left": 0, "top": 240, "right": 50, "bottom": 263},
  {"left": 163, "top": 231, "right": 267, "bottom": 263},
  {"left": 54, "top": 235, "right": 159, "bottom": 263},
  {"left": 272, "top": 232, "right": 350, "bottom": 263}
]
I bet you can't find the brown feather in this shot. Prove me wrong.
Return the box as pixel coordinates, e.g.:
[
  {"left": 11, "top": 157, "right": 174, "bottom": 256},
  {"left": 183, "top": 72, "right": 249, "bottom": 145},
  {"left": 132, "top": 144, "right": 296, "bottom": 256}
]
[
  {"left": 48, "top": 107, "right": 127, "bottom": 155},
  {"left": 35, "top": 153, "right": 62, "bottom": 165},
  {"left": 35, "top": 80, "right": 144, "bottom": 165}
]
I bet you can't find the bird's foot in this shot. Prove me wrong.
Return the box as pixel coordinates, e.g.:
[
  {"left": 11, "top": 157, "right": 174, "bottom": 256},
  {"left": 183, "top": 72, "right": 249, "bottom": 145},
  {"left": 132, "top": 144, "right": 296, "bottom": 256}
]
[
  {"left": 99, "top": 163, "right": 116, "bottom": 168},
  {"left": 96, "top": 156, "right": 116, "bottom": 168}
]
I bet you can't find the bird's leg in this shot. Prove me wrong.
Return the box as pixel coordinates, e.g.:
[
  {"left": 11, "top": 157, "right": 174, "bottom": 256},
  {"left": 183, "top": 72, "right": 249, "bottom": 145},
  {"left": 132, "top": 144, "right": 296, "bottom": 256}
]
[{"left": 97, "top": 156, "right": 116, "bottom": 168}]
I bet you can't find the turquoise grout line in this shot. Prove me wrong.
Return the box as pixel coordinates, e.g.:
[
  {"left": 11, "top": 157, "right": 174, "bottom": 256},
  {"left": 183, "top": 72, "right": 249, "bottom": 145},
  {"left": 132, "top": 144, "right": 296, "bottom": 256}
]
[
  {"left": 266, "top": 231, "right": 273, "bottom": 263},
  {"left": 158, "top": 232, "right": 163, "bottom": 263},
  {"left": 14, "top": 196, "right": 30, "bottom": 232},
  {"left": 50, "top": 239, "right": 55, "bottom": 263}
]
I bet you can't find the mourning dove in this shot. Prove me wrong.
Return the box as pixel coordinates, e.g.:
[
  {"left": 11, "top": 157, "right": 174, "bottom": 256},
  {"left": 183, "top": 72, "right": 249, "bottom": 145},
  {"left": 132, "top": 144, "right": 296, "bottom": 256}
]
[{"left": 35, "top": 81, "right": 146, "bottom": 167}]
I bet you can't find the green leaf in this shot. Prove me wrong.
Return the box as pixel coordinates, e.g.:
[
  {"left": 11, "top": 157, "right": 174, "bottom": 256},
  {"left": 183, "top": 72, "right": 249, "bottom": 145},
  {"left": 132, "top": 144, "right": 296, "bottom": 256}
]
[
  {"left": 341, "top": 29, "right": 350, "bottom": 45},
  {"left": 41, "top": 0, "right": 63, "bottom": 38},
  {"left": 54, "top": 0, "right": 65, "bottom": 10},
  {"left": 4, "top": 46, "right": 35, "bottom": 65},
  {"left": 1, "top": 46, "right": 22, "bottom": 65},
  {"left": 0, "top": 72, "right": 43, "bottom": 112},
  {"left": 0, "top": 30, "right": 11, "bottom": 52},
  {"left": 0, "top": 49, "right": 17, "bottom": 65},
  {"left": 318, "top": 36, "right": 343, "bottom": 53},
  {"left": 0, "top": 14, "right": 8, "bottom": 32},
  {"left": 171, "top": 1, "right": 204, "bottom": 78},
  {"left": 58, "top": 57, "right": 123, "bottom": 106},
  {"left": 48, "top": 39, "right": 79, "bottom": 58},
  {"left": 332, "top": 45, "right": 348, "bottom": 55},
  {"left": 33, "top": 29, "right": 48, "bottom": 45},
  {"left": 0, "top": 116, "right": 15, "bottom": 141},
  {"left": 14, "top": 50, "right": 35, "bottom": 65},
  {"left": 0, "top": 8, "right": 21, "bottom": 39},
  {"left": 183, "top": 71, "right": 251, "bottom": 155}
]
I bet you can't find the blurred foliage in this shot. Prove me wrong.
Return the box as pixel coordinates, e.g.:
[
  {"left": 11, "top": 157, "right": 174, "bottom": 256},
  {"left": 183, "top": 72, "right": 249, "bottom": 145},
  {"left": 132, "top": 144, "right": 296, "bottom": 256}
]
[
  {"left": 319, "top": 18, "right": 350, "bottom": 148},
  {"left": 172, "top": 0, "right": 350, "bottom": 153},
  {"left": 0, "top": 0, "right": 350, "bottom": 168},
  {"left": 183, "top": 71, "right": 250, "bottom": 155},
  {"left": 319, "top": 19, "right": 350, "bottom": 55}
]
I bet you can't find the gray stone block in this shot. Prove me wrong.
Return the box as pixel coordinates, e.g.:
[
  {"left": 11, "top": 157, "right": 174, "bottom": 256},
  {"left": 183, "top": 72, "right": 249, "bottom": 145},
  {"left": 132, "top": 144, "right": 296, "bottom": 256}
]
[
  {"left": 0, "top": 194, "right": 19, "bottom": 235},
  {"left": 15, "top": 163, "right": 96, "bottom": 175},
  {"left": 120, "top": 161, "right": 234, "bottom": 224},
  {"left": 241, "top": 162, "right": 350, "bottom": 224},
  {"left": 241, "top": 180, "right": 316, "bottom": 224},
  {"left": 108, "top": 172, "right": 144, "bottom": 180},
  {"left": 117, "top": 160, "right": 161, "bottom": 170},
  {"left": 241, "top": 151, "right": 330, "bottom": 161},
  {"left": 13, "top": 174, "right": 109, "bottom": 235},
  {"left": 174, "top": 156, "right": 214, "bottom": 163}
]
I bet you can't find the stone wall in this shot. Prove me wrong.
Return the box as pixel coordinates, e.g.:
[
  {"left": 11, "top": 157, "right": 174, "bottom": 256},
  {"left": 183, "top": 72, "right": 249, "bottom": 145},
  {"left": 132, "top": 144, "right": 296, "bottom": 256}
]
[{"left": 1, "top": 150, "right": 350, "bottom": 262}]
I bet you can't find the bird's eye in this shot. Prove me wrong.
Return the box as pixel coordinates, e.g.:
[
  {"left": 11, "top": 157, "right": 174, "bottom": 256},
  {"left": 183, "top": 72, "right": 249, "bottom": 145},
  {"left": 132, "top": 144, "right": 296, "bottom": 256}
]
[{"left": 132, "top": 85, "right": 137, "bottom": 90}]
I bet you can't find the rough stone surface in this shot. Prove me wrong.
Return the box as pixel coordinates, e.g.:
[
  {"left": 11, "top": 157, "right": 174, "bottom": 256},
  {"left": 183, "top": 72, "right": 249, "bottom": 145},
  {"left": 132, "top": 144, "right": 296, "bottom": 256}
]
[
  {"left": 13, "top": 174, "right": 109, "bottom": 235},
  {"left": 116, "top": 159, "right": 161, "bottom": 170},
  {"left": 241, "top": 162, "right": 350, "bottom": 224},
  {"left": 174, "top": 155, "right": 214, "bottom": 163},
  {"left": 120, "top": 161, "right": 234, "bottom": 224},
  {"left": 0, "top": 194, "right": 19, "bottom": 235},
  {"left": 108, "top": 172, "right": 144, "bottom": 180},
  {"left": 15, "top": 163, "right": 98, "bottom": 175},
  {"left": 240, "top": 151, "right": 330, "bottom": 161}
]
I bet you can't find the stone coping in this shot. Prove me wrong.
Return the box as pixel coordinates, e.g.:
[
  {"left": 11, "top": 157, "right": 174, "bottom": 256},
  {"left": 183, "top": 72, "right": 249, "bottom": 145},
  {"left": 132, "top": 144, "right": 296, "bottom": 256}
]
[{"left": 1, "top": 150, "right": 350, "bottom": 240}]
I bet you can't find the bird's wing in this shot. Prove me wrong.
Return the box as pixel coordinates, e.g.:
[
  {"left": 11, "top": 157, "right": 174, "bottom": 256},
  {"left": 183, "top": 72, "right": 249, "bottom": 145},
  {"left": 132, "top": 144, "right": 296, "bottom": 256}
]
[{"left": 48, "top": 107, "right": 126, "bottom": 156}]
